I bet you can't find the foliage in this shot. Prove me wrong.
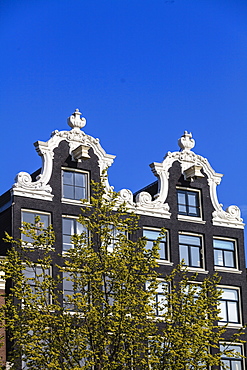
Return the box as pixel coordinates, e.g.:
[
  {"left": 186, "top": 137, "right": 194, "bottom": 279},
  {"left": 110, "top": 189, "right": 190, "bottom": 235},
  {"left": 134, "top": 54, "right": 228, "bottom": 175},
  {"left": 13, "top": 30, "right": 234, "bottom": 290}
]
[{"left": 0, "top": 178, "right": 245, "bottom": 369}]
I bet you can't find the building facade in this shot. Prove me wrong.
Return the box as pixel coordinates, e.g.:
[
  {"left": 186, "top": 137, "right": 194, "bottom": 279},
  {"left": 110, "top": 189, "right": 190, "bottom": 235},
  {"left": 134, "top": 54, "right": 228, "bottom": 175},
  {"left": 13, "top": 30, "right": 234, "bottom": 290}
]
[{"left": 0, "top": 109, "right": 246, "bottom": 368}]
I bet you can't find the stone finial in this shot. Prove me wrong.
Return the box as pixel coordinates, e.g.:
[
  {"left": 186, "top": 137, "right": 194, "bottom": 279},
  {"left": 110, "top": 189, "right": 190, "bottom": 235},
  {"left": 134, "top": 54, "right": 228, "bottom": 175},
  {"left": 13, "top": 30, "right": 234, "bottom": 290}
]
[
  {"left": 178, "top": 131, "right": 195, "bottom": 151},
  {"left": 67, "top": 109, "right": 86, "bottom": 131}
]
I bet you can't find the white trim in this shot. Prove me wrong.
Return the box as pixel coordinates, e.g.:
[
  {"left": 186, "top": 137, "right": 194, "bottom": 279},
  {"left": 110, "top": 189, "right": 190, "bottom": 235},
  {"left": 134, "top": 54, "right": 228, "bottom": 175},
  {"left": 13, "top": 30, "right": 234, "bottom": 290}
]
[
  {"left": 61, "top": 168, "right": 90, "bottom": 203},
  {"left": 143, "top": 227, "right": 170, "bottom": 263},
  {"left": 179, "top": 231, "right": 205, "bottom": 271},
  {"left": 12, "top": 113, "right": 115, "bottom": 200},
  {"left": 214, "top": 266, "right": 242, "bottom": 274},
  {"left": 217, "top": 285, "right": 242, "bottom": 327},
  {"left": 213, "top": 236, "right": 239, "bottom": 271},
  {"left": 117, "top": 133, "right": 244, "bottom": 228},
  {"left": 219, "top": 342, "right": 245, "bottom": 370},
  {"left": 176, "top": 186, "right": 203, "bottom": 220},
  {"left": 177, "top": 215, "right": 206, "bottom": 224}
]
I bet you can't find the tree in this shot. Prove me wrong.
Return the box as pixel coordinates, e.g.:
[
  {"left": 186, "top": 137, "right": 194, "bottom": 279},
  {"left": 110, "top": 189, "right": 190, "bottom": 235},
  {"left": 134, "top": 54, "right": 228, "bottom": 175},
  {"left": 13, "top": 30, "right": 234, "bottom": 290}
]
[{"left": 0, "top": 178, "right": 245, "bottom": 369}]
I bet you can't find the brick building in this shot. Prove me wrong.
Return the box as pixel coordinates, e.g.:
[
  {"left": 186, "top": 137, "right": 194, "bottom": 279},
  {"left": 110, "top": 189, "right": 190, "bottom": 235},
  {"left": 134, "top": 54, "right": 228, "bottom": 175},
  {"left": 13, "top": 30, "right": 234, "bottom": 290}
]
[{"left": 0, "top": 109, "right": 246, "bottom": 368}]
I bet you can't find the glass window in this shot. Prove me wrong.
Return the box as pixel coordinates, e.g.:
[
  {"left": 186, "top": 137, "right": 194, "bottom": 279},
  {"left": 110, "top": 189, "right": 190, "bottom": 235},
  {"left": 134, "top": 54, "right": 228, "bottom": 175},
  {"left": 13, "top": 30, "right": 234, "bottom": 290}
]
[
  {"left": 146, "top": 281, "right": 168, "bottom": 316},
  {"left": 62, "top": 170, "right": 88, "bottom": 201},
  {"left": 63, "top": 271, "right": 87, "bottom": 310},
  {"left": 214, "top": 238, "right": 236, "bottom": 268},
  {"left": 143, "top": 229, "right": 167, "bottom": 260},
  {"left": 21, "top": 211, "right": 50, "bottom": 243},
  {"left": 218, "top": 288, "right": 240, "bottom": 324},
  {"left": 220, "top": 344, "right": 243, "bottom": 370},
  {"left": 179, "top": 234, "right": 202, "bottom": 268},
  {"left": 177, "top": 189, "right": 200, "bottom": 217},
  {"left": 107, "top": 225, "right": 127, "bottom": 252},
  {"left": 23, "top": 265, "right": 51, "bottom": 304},
  {"left": 62, "top": 217, "right": 87, "bottom": 252}
]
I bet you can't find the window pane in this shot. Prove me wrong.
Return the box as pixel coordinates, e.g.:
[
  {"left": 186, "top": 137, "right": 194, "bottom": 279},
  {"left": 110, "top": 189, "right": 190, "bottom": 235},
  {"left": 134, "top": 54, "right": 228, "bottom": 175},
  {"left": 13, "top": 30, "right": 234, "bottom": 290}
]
[
  {"left": 22, "top": 212, "right": 35, "bottom": 223},
  {"left": 214, "top": 249, "right": 224, "bottom": 266},
  {"left": 188, "top": 206, "right": 198, "bottom": 216},
  {"left": 74, "top": 172, "right": 86, "bottom": 187},
  {"left": 63, "top": 171, "right": 74, "bottom": 185},
  {"left": 228, "top": 301, "right": 238, "bottom": 322},
  {"left": 224, "top": 251, "right": 234, "bottom": 267},
  {"left": 76, "top": 221, "right": 85, "bottom": 235},
  {"left": 159, "top": 242, "right": 166, "bottom": 259},
  {"left": 219, "top": 301, "right": 227, "bottom": 321},
  {"left": 187, "top": 193, "right": 197, "bottom": 206},
  {"left": 63, "top": 184, "right": 74, "bottom": 199},
  {"left": 75, "top": 186, "right": 85, "bottom": 200},
  {"left": 143, "top": 230, "right": 160, "bottom": 240},
  {"left": 63, "top": 218, "right": 74, "bottom": 235},
  {"left": 39, "top": 214, "right": 49, "bottom": 229},
  {"left": 214, "top": 239, "right": 234, "bottom": 250},
  {"left": 222, "top": 289, "right": 238, "bottom": 301},
  {"left": 178, "top": 204, "right": 187, "bottom": 213},
  {"left": 232, "top": 361, "right": 242, "bottom": 370},
  {"left": 191, "top": 246, "right": 201, "bottom": 267},
  {"left": 179, "top": 234, "right": 201, "bottom": 246},
  {"left": 177, "top": 192, "right": 186, "bottom": 205},
  {"left": 180, "top": 245, "right": 189, "bottom": 265},
  {"left": 145, "top": 240, "right": 153, "bottom": 250}
]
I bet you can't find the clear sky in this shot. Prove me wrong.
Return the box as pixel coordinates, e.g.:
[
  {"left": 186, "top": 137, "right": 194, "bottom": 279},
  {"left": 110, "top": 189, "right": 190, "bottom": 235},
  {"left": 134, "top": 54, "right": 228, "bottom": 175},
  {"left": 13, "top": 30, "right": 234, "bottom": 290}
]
[{"left": 0, "top": 0, "right": 247, "bottom": 235}]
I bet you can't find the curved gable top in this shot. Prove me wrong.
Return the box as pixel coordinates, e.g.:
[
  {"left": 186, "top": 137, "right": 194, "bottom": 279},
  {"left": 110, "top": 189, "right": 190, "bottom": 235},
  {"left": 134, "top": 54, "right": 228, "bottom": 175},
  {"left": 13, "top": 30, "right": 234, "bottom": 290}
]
[
  {"left": 118, "top": 131, "right": 244, "bottom": 229},
  {"left": 12, "top": 109, "right": 116, "bottom": 200}
]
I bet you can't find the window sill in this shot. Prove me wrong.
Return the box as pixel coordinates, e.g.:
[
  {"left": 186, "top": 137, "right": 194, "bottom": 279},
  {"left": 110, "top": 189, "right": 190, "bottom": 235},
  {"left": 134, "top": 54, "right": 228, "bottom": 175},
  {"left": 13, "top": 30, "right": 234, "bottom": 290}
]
[
  {"left": 218, "top": 322, "right": 243, "bottom": 328},
  {"left": 214, "top": 266, "right": 242, "bottom": 274},
  {"left": 157, "top": 260, "right": 174, "bottom": 266},
  {"left": 182, "top": 267, "right": 209, "bottom": 274},
  {"left": 61, "top": 198, "right": 89, "bottom": 206},
  {"left": 177, "top": 215, "right": 206, "bottom": 224}
]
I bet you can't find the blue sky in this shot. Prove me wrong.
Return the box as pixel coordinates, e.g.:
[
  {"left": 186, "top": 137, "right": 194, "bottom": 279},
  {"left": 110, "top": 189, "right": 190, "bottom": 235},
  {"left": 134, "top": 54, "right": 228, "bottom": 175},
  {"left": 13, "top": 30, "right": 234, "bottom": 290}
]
[{"left": 0, "top": 0, "right": 247, "bottom": 228}]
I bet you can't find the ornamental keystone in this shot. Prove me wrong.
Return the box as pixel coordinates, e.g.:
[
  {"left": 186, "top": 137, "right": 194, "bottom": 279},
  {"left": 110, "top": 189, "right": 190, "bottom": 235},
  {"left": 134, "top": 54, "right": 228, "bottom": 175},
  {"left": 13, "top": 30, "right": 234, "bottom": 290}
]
[
  {"left": 178, "top": 131, "right": 195, "bottom": 151},
  {"left": 67, "top": 108, "right": 86, "bottom": 131}
]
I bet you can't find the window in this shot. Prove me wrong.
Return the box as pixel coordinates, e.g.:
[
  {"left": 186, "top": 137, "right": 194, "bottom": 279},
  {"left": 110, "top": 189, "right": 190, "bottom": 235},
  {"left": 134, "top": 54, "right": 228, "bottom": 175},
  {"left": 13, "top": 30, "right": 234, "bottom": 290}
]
[
  {"left": 218, "top": 288, "right": 240, "bottom": 325},
  {"left": 214, "top": 238, "right": 237, "bottom": 269},
  {"left": 62, "top": 217, "right": 87, "bottom": 252},
  {"left": 21, "top": 210, "right": 50, "bottom": 243},
  {"left": 62, "top": 170, "right": 88, "bottom": 201},
  {"left": 63, "top": 270, "right": 88, "bottom": 311},
  {"left": 179, "top": 234, "right": 203, "bottom": 268},
  {"left": 143, "top": 229, "right": 168, "bottom": 260},
  {"left": 23, "top": 265, "right": 51, "bottom": 304},
  {"left": 146, "top": 281, "right": 168, "bottom": 316},
  {"left": 177, "top": 189, "right": 200, "bottom": 217},
  {"left": 107, "top": 225, "right": 127, "bottom": 252},
  {"left": 220, "top": 344, "right": 243, "bottom": 370},
  {"left": 63, "top": 271, "right": 76, "bottom": 310}
]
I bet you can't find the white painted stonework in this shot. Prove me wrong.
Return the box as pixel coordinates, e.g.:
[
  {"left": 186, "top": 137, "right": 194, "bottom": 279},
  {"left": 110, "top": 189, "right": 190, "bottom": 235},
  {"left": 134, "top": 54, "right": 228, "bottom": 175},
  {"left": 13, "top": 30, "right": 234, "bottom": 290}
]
[
  {"left": 117, "top": 131, "right": 244, "bottom": 229},
  {"left": 12, "top": 109, "right": 115, "bottom": 200},
  {"left": 12, "top": 112, "right": 243, "bottom": 229}
]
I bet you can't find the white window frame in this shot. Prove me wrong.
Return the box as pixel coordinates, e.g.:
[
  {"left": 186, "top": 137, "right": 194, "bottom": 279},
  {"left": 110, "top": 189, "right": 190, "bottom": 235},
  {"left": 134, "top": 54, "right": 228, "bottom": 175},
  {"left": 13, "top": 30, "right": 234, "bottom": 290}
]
[
  {"left": 61, "top": 168, "right": 90, "bottom": 205},
  {"left": 146, "top": 279, "right": 169, "bottom": 317},
  {"left": 213, "top": 237, "right": 240, "bottom": 273},
  {"left": 62, "top": 215, "right": 88, "bottom": 253},
  {"left": 22, "top": 264, "right": 52, "bottom": 305},
  {"left": 177, "top": 187, "right": 205, "bottom": 224},
  {"left": 21, "top": 209, "right": 51, "bottom": 246},
  {"left": 179, "top": 232, "right": 205, "bottom": 271},
  {"left": 62, "top": 269, "right": 88, "bottom": 312},
  {"left": 220, "top": 342, "right": 245, "bottom": 370},
  {"left": 106, "top": 224, "right": 128, "bottom": 253},
  {"left": 218, "top": 286, "right": 242, "bottom": 327},
  {"left": 143, "top": 228, "right": 172, "bottom": 265}
]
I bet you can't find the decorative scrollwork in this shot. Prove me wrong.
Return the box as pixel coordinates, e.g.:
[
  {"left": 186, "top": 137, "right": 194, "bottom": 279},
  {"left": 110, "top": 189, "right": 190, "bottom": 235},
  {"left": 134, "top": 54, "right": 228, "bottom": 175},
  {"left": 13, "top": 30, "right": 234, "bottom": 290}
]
[{"left": 136, "top": 191, "right": 152, "bottom": 205}]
